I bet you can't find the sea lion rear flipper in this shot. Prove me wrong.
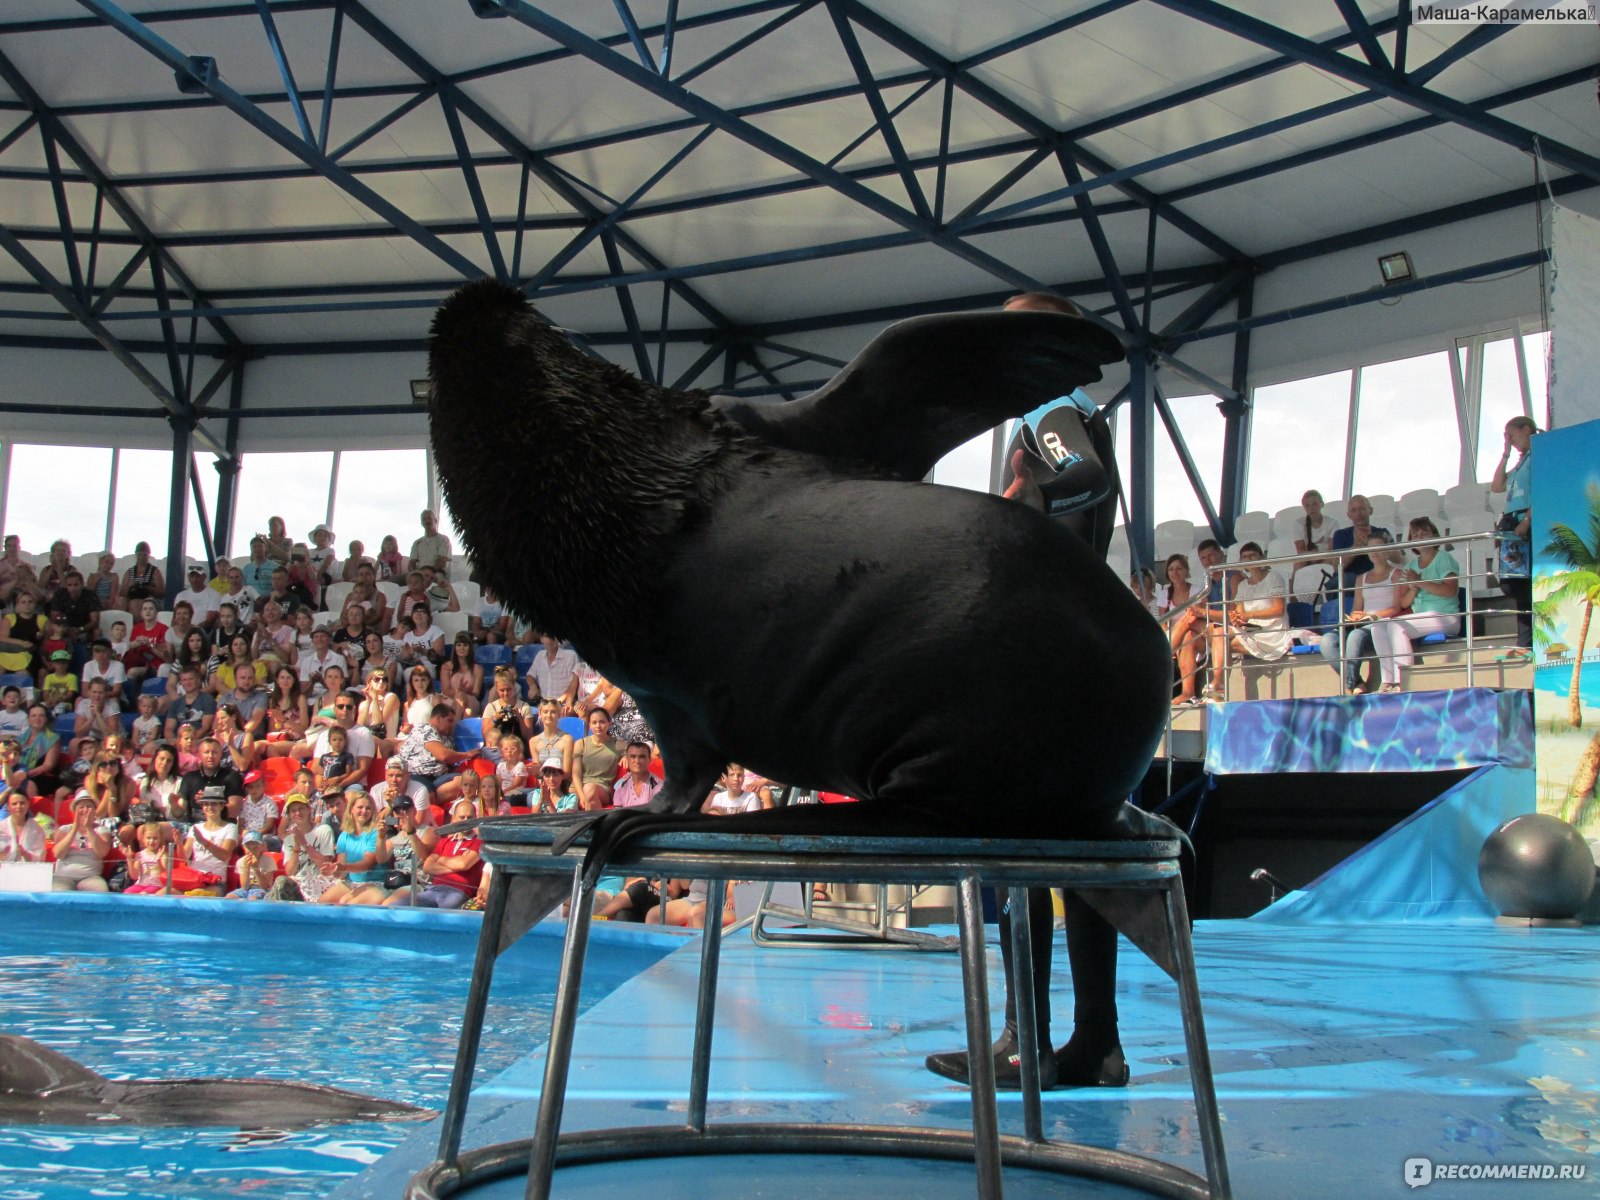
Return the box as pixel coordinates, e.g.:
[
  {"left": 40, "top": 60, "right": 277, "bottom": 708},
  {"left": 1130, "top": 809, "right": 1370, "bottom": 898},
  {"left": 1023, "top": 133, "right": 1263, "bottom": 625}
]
[{"left": 711, "top": 311, "right": 1123, "bottom": 481}]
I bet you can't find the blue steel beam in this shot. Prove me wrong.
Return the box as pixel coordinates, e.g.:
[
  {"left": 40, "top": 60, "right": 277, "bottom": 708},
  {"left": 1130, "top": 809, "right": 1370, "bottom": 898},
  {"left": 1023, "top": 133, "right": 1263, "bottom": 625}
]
[
  {"left": 1409, "top": 21, "right": 1514, "bottom": 86},
  {"left": 315, "top": 0, "right": 343, "bottom": 154},
  {"left": 476, "top": 0, "right": 1056, "bottom": 302},
  {"left": 601, "top": 230, "right": 653, "bottom": 380},
  {"left": 1154, "top": 0, "right": 1600, "bottom": 184},
  {"left": 660, "top": 0, "right": 679, "bottom": 78},
  {"left": 438, "top": 92, "right": 508, "bottom": 280},
  {"left": 675, "top": 0, "right": 819, "bottom": 86},
  {"left": 1152, "top": 379, "right": 1223, "bottom": 541},
  {"left": 76, "top": 0, "right": 487, "bottom": 280},
  {"left": 338, "top": 0, "right": 740, "bottom": 335},
  {"left": 0, "top": 218, "right": 230, "bottom": 457},
  {"left": 826, "top": 0, "right": 931, "bottom": 223},
  {"left": 1332, "top": 0, "right": 1390, "bottom": 69},
  {"left": 37, "top": 125, "right": 85, "bottom": 301},
  {"left": 612, "top": 0, "right": 659, "bottom": 73},
  {"left": 833, "top": 0, "right": 1246, "bottom": 265},
  {"left": 1055, "top": 147, "right": 1141, "bottom": 331},
  {"left": 1217, "top": 276, "right": 1254, "bottom": 539},
  {"left": 254, "top": 0, "right": 315, "bottom": 145}
]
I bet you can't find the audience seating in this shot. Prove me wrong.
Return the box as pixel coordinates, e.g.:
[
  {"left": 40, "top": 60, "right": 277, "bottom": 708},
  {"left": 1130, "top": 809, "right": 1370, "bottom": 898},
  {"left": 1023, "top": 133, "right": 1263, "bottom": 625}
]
[
  {"left": 323, "top": 581, "right": 355, "bottom": 613},
  {"left": 455, "top": 717, "right": 483, "bottom": 751},
  {"left": 98, "top": 610, "right": 131, "bottom": 639},
  {"left": 474, "top": 644, "right": 512, "bottom": 668},
  {"left": 558, "top": 716, "right": 585, "bottom": 740},
  {"left": 1270, "top": 504, "right": 1304, "bottom": 540},
  {"left": 435, "top": 611, "right": 470, "bottom": 640}
]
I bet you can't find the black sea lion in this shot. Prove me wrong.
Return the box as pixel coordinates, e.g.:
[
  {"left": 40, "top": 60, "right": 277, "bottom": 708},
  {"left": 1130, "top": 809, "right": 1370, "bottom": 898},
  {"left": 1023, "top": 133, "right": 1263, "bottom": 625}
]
[
  {"left": 427, "top": 280, "right": 1171, "bottom": 865},
  {"left": 0, "top": 1033, "right": 433, "bottom": 1128}
]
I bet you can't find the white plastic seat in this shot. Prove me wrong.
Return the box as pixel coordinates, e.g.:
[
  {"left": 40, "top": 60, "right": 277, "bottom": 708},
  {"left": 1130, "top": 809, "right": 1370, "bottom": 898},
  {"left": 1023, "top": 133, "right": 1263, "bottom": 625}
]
[
  {"left": 323, "top": 580, "right": 355, "bottom": 614},
  {"left": 1154, "top": 519, "right": 1196, "bottom": 562},
  {"left": 1444, "top": 482, "right": 1492, "bottom": 521},
  {"left": 434, "top": 611, "right": 470, "bottom": 640},
  {"left": 454, "top": 581, "right": 481, "bottom": 612},
  {"left": 376, "top": 580, "right": 402, "bottom": 607},
  {"left": 1397, "top": 489, "right": 1443, "bottom": 531},
  {"left": 112, "top": 554, "right": 138, "bottom": 575},
  {"left": 1365, "top": 494, "right": 1399, "bottom": 531},
  {"left": 1270, "top": 505, "right": 1305, "bottom": 541},
  {"left": 1232, "top": 510, "right": 1271, "bottom": 545},
  {"left": 98, "top": 609, "right": 131, "bottom": 639}
]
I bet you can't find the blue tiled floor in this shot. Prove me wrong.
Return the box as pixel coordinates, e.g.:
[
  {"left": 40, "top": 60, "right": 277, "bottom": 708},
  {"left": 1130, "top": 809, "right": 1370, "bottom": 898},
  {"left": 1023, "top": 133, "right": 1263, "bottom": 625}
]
[{"left": 343, "top": 920, "right": 1599, "bottom": 1199}]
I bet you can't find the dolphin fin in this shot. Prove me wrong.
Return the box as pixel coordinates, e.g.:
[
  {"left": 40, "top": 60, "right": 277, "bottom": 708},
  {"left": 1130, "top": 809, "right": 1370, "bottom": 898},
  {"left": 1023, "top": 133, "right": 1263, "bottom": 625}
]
[{"left": 0, "top": 1034, "right": 105, "bottom": 1094}]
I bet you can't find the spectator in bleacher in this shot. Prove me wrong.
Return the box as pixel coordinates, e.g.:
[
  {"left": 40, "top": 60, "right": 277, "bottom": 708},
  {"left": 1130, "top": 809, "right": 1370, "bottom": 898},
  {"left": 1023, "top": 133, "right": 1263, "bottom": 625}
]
[
  {"left": 299, "top": 692, "right": 377, "bottom": 782},
  {"left": 52, "top": 794, "right": 111, "bottom": 893},
  {"left": 612, "top": 742, "right": 661, "bottom": 809},
  {"left": 440, "top": 633, "right": 482, "bottom": 716},
  {"left": 79, "top": 638, "right": 125, "bottom": 703},
  {"left": 0, "top": 687, "right": 26, "bottom": 741},
  {"left": 370, "top": 756, "right": 429, "bottom": 819},
  {"left": 1205, "top": 542, "right": 1289, "bottom": 699},
  {"left": 609, "top": 687, "right": 655, "bottom": 748},
  {"left": 573, "top": 669, "right": 621, "bottom": 721},
  {"left": 0, "top": 790, "right": 46, "bottom": 862},
  {"left": 262, "top": 665, "right": 307, "bottom": 745},
  {"left": 123, "top": 597, "right": 168, "bottom": 692},
  {"left": 37, "top": 540, "right": 73, "bottom": 593},
  {"left": 526, "top": 632, "right": 579, "bottom": 712},
  {"left": 209, "top": 600, "right": 249, "bottom": 657},
  {"left": 312, "top": 725, "right": 359, "bottom": 807},
  {"left": 16, "top": 703, "right": 63, "bottom": 800},
  {"left": 571, "top": 707, "right": 623, "bottom": 811},
  {"left": 1331, "top": 494, "right": 1390, "bottom": 592},
  {"left": 224, "top": 662, "right": 266, "bottom": 738},
  {"left": 1294, "top": 490, "right": 1336, "bottom": 561},
  {"left": 0, "top": 589, "right": 45, "bottom": 676},
  {"left": 252, "top": 599, "right": 297, "bottom": 673},
  {"left": 181, "top": 791, "right": 237, "bottom": 897},
  {"left": 469, "top": 585, "right": 509, "bottom": 644},
  {"left": 71, "top": 677, "right": 121, "bottom": 757},
  {"left": 332, "top": 603, "right": 368, "bottom": 667},
  {"left": 225, "top": 829, "right": 278, "bottom": 899},
  {"left": 481, "top": 666, "right": 534, "bottom": 744},
  {"left": 397, "top": 603, "right": 446, "bottom": 670},
  {"left": 1166, "top": 552, "right": 1211, "bottom": 706},
  {"left": 357, "top": 631, "right": 399, "bottom": 694},
  {"left": 393, "top": 571, "right": 430, "bottom": 629},
  {"left": 400, "top": 666, "right": 443, "bottom": 733},
  {"left": 273, "top": 794, "right": 336, "bottom": 902},
  {"left": 530, "top": 757, "right": 577, "bottom": 813},
  {"left": 1129, "top": 566, "right": 1164, "bottom": 618},
  {"left": 496, "top": 735, "right": 533, "bottom": 804},
  {"left": 342, "top": 539, "right": 372, "bottom": 582},
  {"left": 298, "top": 625, "right": 346, "bottom": 702},
  {"left": 209, "top": 632, "right": 254, "bottom": 697},
  {"left": 164, "top": 666, "right": 216, "bottom": 740},
  {"left": 377, "top": 796, "right": 436, "bottom": 907},
  {"left": 40, "top": 649, "right": 78, "bottom": 717},
  {"left": 138, "top": 743, "right": 183, "bottom": 818},
  {"left": 81, "top": 751, "right": 135, "bottom": 824},
  {"left": 421, "top": 565, "right": 459, "bottom": 614},
  {"left": 47, "top": 570, "right": 100, "bottom": 654},
  {"left": 395, "top": 702, "right": 478, "bottom": 804},
  {"left": 115, "top": 542, "right": 158, "bottom": 603},
  {"left": 240, "top": 536, "right": 275, "bottom": 596},
  {"left": 174, "top": 565, "right": 218, "bottom": 630},
  {"left": 120, "top": 540, "right": 166, "bottom": 604},
  {"left": 0, "top": 533, "right": 24, "bottom": 605},
  {"left": 1366, "top": 516, "right": 1462, "bottom": 694},
  {"left": 212, "top": 703, "right": 256, "bottom": 774},
  {"left": 262, "top": 516, "right": 292, "bottom": 567},
  {"left": 85, "top": 552, "right": 122, "bottom": 612},
  {"left": 355, "top": 659, "right": 400, "bottom": 752},
  {"left": 308, "top": 525, "right": 339, "bottom": 589},
  {"left": 348, "top": 561, "right": 389, "bottom": 632},
  {"left": 218, "top": 566, "right": 257, "bottom": 626},
  {"left": 236, "top": 770, "right": 278, "bottom": 848},
  {"left": 529, "top": 697, "right": 574, "bottom": 784},
  {"left": 175, "top": 735, "right": 246, "bottom": 825},
  {"left": 286, "top": 544, "right": 322, "bottom": 609},
  {"left": 1490, "top": 415, "right": 1536, "bottom": 653},
  {"left": 408, "top": 510, "right": 452, "bottom": 579},
  {"left": 262, "top": 567, "right": 304, "bottom": 622},
  {"left": 206, "top": 558, "right": 232, "bottom": 595},
  {"left": 376, "top": 534, "right": 405, "bottom": 582},
  {"left": 170, "top": 629, "right": 212, "bottom": 701},
  {"left": 413, "top": 801, "right": 483, "bottom": 910},
  {"left": 163, "top": 600, "right": 196, "bottom": 662},
  {"left": 705, "top": 763, "right": 765, "bottom": 814}
]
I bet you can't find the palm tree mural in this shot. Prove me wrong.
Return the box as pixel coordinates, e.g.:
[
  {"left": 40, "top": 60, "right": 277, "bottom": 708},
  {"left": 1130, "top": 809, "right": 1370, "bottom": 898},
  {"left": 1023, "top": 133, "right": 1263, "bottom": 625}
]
[{"left": 1539, "top": 481, "right": 1600, "bottom": 731}]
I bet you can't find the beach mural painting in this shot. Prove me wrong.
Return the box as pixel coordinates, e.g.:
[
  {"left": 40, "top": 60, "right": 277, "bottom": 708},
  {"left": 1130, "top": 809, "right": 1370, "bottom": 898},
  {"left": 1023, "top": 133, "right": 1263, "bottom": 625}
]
[{"left": 1531, "top": 417, "right": 1600, "bottom": 838}]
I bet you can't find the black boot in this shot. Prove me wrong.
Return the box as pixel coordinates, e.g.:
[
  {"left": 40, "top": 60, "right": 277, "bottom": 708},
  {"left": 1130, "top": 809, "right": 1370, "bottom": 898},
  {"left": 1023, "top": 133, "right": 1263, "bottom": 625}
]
[
  {"left": 1054, "top": 1033, "right": 1130, "bottom": 1087},
  {"left": 924, "top": 1025, "right": 1059, "bottom": 1091}
]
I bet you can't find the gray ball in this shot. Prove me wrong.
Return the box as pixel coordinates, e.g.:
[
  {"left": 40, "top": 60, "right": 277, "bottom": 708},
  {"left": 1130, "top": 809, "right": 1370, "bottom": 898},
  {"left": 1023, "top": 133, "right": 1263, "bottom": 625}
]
[{"left": 1478, "top": 813, "right": 1596, "bottom": 920}]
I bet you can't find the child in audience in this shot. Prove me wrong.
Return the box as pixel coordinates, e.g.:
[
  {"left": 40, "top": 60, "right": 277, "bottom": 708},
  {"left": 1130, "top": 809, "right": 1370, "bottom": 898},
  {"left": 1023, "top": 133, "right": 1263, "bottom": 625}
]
[
  {"left": 237, "top": 769, "right": 279, "bottom": 849},
  {"left": 313, "top": 726, "right": 356, "bottom": 806},
  {"left": 183, "top": 794, "right": 237, "bottom": 896},
  {"left": 130, "top": 693, "right": 162, "bottom": 760},
  {"left": 496, "top": 735, "right": 531, "bottom": 803},
  {"left": 225, "top": 829, "right": 277, "bottom": 899},
  {"left": 108, "top": 619, "right": 130, "bottom": 661},
  {"left": 174, "top": 723, "right": 202, "bottom": 774},
  {"left": 123, "top": 820, "right": 170, "bottom": 895},
  {"left": 455, "top": 766, "right": 483, "bottom": 818},
  {"left": 0, "top": 686, "right": 27, "bottom": 740},
  {"left": 40, "top": 649, "right": 78, "bottom": 717},
  {"left": 705, "top": 763, "right": 764, "bottom": 814},
  {"left": 38, "top": 619, "right": 70, "bottom": 675},
  {"left": 479, "top": 771, "right": 506, "bottom": 815}
]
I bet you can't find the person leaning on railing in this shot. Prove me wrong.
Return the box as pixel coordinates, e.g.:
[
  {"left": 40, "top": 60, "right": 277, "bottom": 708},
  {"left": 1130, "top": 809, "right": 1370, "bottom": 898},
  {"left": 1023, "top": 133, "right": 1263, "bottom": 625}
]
[{"left": 1490, "top": 415, "right": 1536, "bottom": 655}]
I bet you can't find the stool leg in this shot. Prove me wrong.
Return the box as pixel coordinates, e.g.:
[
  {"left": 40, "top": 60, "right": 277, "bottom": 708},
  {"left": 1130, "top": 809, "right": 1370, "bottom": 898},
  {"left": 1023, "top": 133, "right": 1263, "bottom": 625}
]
[
  {"left": 687, "top": 878, "right": 727, "bottom": 1132},
  {"left": 1006, "top": 886, "right": 1044, "bottom": 1143},
  {"left": 525, "top": 867, "right": 597, "bottom": 1200},
  {"left": 436, "top": 863, "right": 512, "bottom": 1165},
  {"left": 957, "top": 873, "right": 1004, "bottom": 1200},
  {"left": 1164, "top": 877, "right": 1230, "bottom": 1199}
]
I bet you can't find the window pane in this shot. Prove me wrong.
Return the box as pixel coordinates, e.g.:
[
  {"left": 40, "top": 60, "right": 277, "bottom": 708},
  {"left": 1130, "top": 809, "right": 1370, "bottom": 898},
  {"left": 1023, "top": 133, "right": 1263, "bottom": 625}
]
[
  {"left": 1350, "top": 352, "right": 1460, "bottom": 497},
  {"left": 112, "top": 449, "right": 173, "bottom": 557},
  {"left": 1246, "top": 371, "right": 1351, "bottom": 513},
  {"left": 334, "top": 449, "right": 429, "bottom": 567},
  {"left": 1154, "top": 392, "right": 1225, "bottom": 528},
  {"left": 4, "top": 443, "right": 112, "bottom": 557},
  {"left": 229, "top": 452, "right": 334, "bottom": 558}
]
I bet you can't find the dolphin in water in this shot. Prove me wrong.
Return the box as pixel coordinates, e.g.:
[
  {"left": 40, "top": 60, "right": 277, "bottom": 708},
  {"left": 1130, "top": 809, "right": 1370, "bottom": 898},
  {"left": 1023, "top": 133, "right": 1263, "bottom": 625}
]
[{"left": 0, "top": 1034, "right": 434, "bottom": 1128}]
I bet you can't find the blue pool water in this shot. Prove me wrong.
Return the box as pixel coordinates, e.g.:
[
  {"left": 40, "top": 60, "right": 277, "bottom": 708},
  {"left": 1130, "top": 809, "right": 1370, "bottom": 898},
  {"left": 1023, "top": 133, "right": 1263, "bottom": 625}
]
[
  {"left": 1534, "top": 660, "right": 1600, "bottom": 709},
  {"left": 0, "top": 896, "right": 673, "bottom": 1200}
]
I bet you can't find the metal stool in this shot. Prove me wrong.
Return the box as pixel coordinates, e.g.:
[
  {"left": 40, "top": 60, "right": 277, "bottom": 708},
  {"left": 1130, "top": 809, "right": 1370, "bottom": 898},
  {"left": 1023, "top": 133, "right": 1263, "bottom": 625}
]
[{"left": 408, "top": 825, "right": 1229, "bottom": 1200}]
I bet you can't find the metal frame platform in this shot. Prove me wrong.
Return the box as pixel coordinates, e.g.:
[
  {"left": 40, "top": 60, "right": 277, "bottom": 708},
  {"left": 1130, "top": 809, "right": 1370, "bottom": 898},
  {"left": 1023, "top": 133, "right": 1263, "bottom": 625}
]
[{"left": 407, "top": 824, "right": 1230, "bottom": 1200}]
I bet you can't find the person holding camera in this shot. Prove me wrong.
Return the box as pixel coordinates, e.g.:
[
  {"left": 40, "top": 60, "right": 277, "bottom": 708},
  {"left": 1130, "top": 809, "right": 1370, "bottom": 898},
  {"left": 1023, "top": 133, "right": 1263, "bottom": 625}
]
[
  {"left": 481, "top": 666, "right": 534, "bottom": 745},
  {"left": 378, "top": 795, "right": 439, "bottom": 907}
]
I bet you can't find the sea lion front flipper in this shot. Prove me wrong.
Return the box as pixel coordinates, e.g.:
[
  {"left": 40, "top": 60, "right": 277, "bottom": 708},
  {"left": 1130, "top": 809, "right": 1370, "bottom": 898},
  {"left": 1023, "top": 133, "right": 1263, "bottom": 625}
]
[{"left": 710, "top": 310, "right": 1123, "bottom": 481}]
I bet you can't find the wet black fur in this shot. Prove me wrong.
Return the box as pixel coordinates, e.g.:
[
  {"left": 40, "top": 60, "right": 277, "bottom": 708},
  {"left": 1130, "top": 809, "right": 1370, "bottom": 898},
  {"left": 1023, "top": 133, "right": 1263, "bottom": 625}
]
[{"left": 428, "top": 280, "right": 1171, "bottom": 845}]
